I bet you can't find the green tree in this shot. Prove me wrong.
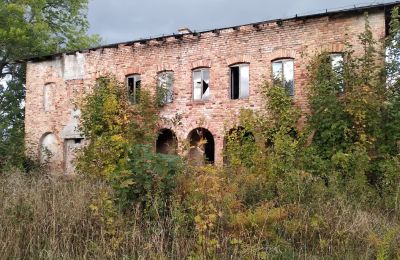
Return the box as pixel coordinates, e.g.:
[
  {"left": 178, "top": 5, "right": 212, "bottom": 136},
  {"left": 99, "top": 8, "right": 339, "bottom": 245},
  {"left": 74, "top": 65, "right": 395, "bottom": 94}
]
[{"left": 0, "top": 0, "right": 100, "bottom": 168}]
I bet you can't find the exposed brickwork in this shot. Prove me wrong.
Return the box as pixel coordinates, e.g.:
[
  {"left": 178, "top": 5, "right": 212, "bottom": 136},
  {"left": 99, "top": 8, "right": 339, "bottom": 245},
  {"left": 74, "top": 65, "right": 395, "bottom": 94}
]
[{"left": 25, "top": 10, "right": 386, "bottom": 174}]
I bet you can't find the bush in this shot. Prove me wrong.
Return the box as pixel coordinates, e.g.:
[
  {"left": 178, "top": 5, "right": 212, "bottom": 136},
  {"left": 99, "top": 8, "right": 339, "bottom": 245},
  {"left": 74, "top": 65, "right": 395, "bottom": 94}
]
[{"left": 113, "top": 144, "right": 183, "bottom": 216}]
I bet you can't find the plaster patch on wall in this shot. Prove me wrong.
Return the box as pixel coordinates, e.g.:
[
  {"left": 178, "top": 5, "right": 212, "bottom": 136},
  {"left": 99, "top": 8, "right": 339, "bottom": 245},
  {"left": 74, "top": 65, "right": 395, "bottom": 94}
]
[
  {"left": 62, "top": 109, "right": 84, "bottom": 139},
  {"left": 63, "top": 52, "right": 85, "bottom": 80}
]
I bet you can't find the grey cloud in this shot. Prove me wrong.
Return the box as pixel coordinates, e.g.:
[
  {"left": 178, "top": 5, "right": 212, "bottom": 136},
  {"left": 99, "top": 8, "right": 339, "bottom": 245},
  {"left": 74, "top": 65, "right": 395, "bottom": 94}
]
[{"left": 88, "top": 0, "right": 395, "bottom": 44}]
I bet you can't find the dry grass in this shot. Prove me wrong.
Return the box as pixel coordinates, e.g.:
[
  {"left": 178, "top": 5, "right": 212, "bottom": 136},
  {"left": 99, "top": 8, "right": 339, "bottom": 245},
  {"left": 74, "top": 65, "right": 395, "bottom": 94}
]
[
  {"left": 0, "top": 170, "right": 195, "bottom": 259},
  {"left": 0, "top": 170, "right": 399, "bottom": 259}
]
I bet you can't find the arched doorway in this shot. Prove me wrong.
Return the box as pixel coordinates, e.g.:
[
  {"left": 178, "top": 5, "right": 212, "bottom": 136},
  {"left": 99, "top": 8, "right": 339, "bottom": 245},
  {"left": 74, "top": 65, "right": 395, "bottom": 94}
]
[
  {"left": 156, "top": 129, "right": 178, "bottom": 155},
  {"left": 187, "top": 128, "right": 215, "bottom": 165}
]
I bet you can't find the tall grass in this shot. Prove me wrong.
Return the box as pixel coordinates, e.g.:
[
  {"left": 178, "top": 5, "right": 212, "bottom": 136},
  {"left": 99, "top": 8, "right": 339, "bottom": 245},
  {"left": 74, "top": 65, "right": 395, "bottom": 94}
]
[
  {"left": 0, "top": 170, "right": 399, "bottom": 259},
  {"left": 0, "top": 170, "right": 194, "bottom": 259}
]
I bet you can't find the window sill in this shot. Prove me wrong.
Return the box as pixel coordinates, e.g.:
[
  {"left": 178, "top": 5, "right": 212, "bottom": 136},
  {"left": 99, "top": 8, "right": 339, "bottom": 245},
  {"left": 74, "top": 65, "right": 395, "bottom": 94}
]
[
  {"left": 230, "top": 97, "right": 250, "bottom": 101},
  {"left": 191, "top": 99, "right": 210, "bottom": 104}
]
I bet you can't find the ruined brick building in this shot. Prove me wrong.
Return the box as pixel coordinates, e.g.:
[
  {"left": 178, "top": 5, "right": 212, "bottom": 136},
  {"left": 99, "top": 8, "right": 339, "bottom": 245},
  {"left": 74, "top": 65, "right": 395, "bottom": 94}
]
[{"left": 24, "top": 3, "right": 394, "bottom": 174}]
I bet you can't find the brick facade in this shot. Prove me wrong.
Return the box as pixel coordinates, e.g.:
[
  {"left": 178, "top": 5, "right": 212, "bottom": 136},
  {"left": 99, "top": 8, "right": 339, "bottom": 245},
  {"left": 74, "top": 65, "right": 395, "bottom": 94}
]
[{"left": 25, "top": 8, "right": 387, "bottom": 174}]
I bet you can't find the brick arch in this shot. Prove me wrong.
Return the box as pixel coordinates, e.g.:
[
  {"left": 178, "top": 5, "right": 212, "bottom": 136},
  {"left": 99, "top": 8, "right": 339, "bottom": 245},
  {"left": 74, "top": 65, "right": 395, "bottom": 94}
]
[
  {"left": 124, "top": 66, "right": 144, "bottom": 76},
  {"left": 319, "top": 42, "right": 345, "bottom": 53},
  {"left": 269, "top": 48, "right": 297, "bottom": 61},
  {"left": 185, "top": 121, "right": 218, "bottom": 138},
  {"left": 225, "top": 55, "right": 252, "bottom": 66},
  {"left": 191, "top": 60, "right": 212, "bottom": 69},
  {"left": 156, "top": 64, "right": 174, "bottom": 73}
]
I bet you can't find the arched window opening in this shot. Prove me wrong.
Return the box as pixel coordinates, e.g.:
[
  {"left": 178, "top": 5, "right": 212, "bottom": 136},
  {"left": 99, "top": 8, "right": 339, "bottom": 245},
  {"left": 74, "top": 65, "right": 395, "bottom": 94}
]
[
  {"left": 156, "top": 129, "right": 178, "bottom": 155},
  {"left": 39, "top": 133, "right": 58, "bottom": 164},
  {"left": 272, "top": 58, "right": 294, "bottom": 96},
  {"left": 187, "top": 128, "right": 215, "bottom": 165}
]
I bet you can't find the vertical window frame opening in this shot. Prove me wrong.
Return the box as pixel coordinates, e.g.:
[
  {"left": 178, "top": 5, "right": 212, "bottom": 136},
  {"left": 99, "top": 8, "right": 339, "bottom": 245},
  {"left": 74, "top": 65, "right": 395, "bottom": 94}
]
[
  {"left": 271, "top": 58, "right": 295, "bottom": 97},
  {"left": 230, "top": 63, "right": 250, "bottom": 100},
  {"left": 126, "top": 74, "right": 141, "bottom": 104},
  {"left": 157, "top": 71, "right": 174, "bottom": 105},
  {"left": 192, "top": 68, "right": 210, "bottom": 101},
  {"left": 329, "top": 53, "right": 345, "bottom": 93}
]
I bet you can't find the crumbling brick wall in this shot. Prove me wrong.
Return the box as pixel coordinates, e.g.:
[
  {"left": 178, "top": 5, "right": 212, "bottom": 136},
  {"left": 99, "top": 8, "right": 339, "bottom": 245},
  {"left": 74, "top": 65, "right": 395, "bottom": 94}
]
[{"left": 25, "top": 10, "right": 386, "bottom": 174}]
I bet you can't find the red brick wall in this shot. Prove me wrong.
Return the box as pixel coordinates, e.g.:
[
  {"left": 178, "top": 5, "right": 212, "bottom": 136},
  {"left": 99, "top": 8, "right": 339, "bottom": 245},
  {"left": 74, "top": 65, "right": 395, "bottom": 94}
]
[{"left": 25, "top": 11, "right": 386, "bottom": 173}]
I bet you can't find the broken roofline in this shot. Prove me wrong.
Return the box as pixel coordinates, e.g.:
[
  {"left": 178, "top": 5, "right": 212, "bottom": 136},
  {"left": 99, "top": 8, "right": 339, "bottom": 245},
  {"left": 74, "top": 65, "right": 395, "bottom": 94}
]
[{"left": 20, "top": 1, "right": 400, "bottom": 63}]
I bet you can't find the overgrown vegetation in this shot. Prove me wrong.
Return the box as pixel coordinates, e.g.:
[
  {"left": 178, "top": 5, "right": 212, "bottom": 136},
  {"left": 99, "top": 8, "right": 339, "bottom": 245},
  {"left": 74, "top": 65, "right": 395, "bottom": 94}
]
[{"left": 1, "top": 9, "right": 400, "bottom": 259}]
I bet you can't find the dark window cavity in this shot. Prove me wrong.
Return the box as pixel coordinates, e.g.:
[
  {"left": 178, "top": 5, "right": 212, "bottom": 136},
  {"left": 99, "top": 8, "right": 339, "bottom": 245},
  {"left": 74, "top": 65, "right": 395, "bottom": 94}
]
[
  {"left": 156, "top": 129, "right": 178, "bottom": 155},
  {"left": 272, "top": 59, "right": 294, "bottom": 96},
  {"left": 127, "top": 75, "right": 141, "bottom": 104},
  {"left": 230, "top": 64, "right": 249, "bottom": 100},
  {"left": 193, "top": 68, "right": 210, "bottom": 101}
]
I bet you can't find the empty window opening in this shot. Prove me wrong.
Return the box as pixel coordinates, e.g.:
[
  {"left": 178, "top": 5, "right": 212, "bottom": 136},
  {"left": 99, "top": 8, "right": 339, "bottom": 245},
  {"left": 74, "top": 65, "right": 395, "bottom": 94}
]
[
  {"left": 330, "top": 53, "right": 344, "bottom": 92},
  {"left": 187, "top": 128, "right": 215, "bottom": 165},
  {"left": 272, "top": 59, "right": 294, "bottom": 96},
  {"left": 330, "top": 53, "right": 343, "bottom": 69},
  {"left": 193, "top": 68, "right": 210, "bottom": 101},
  {"left": 230, "top": 64, "right": 249, "bottom": 99},
  {"left": 157, "top": 71, "right": 174, "bottom": 104},
  {"left": 156, "top": 129, "right": 178, "bottom": 155},
  {"left": 127, "top": 75, "right": 141, "bottom": 104},
  {"left": 43, "top": 83, "right": 54, "bottom": 112}
]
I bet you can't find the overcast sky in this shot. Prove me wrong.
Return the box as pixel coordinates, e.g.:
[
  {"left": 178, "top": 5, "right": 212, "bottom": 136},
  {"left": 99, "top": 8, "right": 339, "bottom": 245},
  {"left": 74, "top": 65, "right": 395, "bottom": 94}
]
[{"left": 88, "top": 0, "right": 395, "bottom": 44}]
